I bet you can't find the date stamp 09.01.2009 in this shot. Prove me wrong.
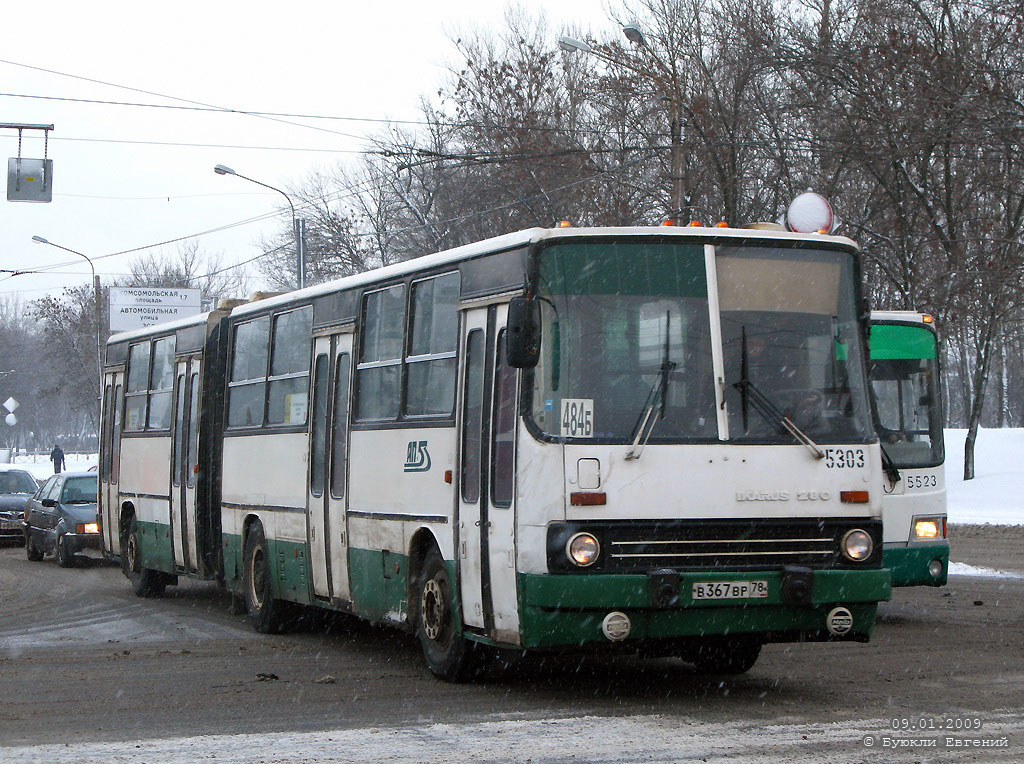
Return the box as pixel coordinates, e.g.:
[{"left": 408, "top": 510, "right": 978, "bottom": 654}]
[{"left": 862, "top": 717, "right": 1011, "bottom": 750}]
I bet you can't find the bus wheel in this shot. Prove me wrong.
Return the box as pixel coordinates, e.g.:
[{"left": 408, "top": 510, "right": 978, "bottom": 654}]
[
  {"left": 688, "top": 636, "right": 761, "bottom": 674},
  {"left": 416, "top": 547, "right": 473, "bottom": 682},
  {"left": 124, "top": 516, "right": 166, "bottom": 598},
  {"left": 243, "top": 522, "right": 288, "bottom": 634}
]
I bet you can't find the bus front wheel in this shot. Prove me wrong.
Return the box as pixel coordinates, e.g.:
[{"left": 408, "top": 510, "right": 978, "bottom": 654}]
[{"left": 416, "top": 547, "right": 473, "bottom": 682}]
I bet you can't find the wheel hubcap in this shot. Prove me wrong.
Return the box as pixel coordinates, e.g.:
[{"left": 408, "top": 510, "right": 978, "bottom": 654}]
[
  {"left": 249, "top": 547, "right": 266, "bottom": 610},
  {"left": 421, "top": 578, "right": 446, "bottom": 642},
  {"left": 126, "top": 531, "right": 139, "bottom": 572}
]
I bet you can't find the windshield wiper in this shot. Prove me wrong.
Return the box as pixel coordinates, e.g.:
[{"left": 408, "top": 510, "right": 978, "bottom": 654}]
[
  {"left": 734, "top": 327, "right": 824, "bottom": 460},
  {"left": 879, "top": 443, "right": 902, "bottom": 485},
  {"left": 626, "top": 311, "right": 675, "bottom": 461}
]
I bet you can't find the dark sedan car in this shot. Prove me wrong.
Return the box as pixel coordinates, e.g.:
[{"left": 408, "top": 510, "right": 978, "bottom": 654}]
[
  {"left": 23, "top": 471, "right": 101, "bottom": 566},
  {"left": 0, "top": 465, "right": 38, "bottom": 542}
]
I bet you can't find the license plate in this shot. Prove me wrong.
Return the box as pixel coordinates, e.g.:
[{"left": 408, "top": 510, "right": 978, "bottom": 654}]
[
  {"left": 692, "top": 580, "right": 769, "bottom": 600},
  {"left": 0, "top": 519, "right": 21, "bottom": 530}
]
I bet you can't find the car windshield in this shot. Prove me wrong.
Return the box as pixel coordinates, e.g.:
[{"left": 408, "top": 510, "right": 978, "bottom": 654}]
[
  {"left": 0, "top": 470, "right": 37, "bottom": 494},
  {"left": 61, "top": 477, "right": 98, "bottom": 504}
]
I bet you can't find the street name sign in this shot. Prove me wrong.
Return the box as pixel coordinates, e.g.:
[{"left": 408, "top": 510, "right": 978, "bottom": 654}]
[{"left": 109, "top": 287, "right": 202, "bottom": 332}]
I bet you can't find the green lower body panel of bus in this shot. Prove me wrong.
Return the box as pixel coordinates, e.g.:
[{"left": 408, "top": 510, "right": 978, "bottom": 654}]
[
  {"left": 883, "top": 544, "right": 949, "bottom": 587},
  {"left": 137, "top": 520, "right": 175, "bottom": 573},
  {"left": 517, "top": 568, "right": 891, "bottom": 650}
]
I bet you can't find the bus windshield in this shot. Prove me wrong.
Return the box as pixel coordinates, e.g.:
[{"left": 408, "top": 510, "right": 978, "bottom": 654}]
[
  {"left": 718, "top": 245, "right": 873, "bottom": 443},
  {"left": 527, "top": 239, "right": 874, "bottom": 444},
  {"left": 869, "top": 322, "right": 943, "bottom": 466}
]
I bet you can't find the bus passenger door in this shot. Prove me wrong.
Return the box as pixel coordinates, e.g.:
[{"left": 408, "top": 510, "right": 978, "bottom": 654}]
[
  {"left": 169, "top": 357, "right": 200, "bottom": 574},
  {"left": 457, "top": 305, "right": 519, "bottom": 640},
  {"left": 100, "top": 372, "right": 124, "bottom": 556},
  {"left": 308, "top": 332, "right": 353, "bottom": 604}
]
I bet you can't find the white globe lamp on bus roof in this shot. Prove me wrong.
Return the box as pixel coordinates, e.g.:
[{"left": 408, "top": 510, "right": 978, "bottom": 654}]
[{"left": 786, "top": 192, "right": 835, "bottom": 234}]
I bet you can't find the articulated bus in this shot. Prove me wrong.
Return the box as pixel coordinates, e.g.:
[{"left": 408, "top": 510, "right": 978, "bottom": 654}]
[
  {"left": 869, "top": 311, "right": 948, "bottom": 586},
  {"left": 99, "top": 226, "right": 891, "bottom": 680}
]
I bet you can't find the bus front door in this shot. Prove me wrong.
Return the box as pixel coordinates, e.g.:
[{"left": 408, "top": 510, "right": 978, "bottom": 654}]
[
  {"left": 458, "top": 305, "right": 520, "bottom": 643},
  {"left": 308, "top": 332, "right": 353, "bottom": 606}
]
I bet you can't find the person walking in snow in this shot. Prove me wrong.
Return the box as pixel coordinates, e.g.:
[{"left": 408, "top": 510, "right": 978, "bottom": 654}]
[{"left": 50, "top": 444, "right": 65, "bottom": 474}]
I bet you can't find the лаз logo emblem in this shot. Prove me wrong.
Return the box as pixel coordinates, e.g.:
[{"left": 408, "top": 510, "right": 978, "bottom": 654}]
[{"left": 404, "top": 440, "right": 431, "bottom": 472}]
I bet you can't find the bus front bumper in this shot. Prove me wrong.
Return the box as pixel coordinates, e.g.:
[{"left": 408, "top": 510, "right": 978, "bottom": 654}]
[
  {"left": 517, "top": 568, "right": 891, "bottom": 650},
  {"left": 883, "top": 543, "right": 949, "bottom": 587}
]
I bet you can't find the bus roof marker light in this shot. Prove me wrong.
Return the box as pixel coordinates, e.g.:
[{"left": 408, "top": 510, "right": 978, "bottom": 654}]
[
  {"left": 661, "top": 219, "right": 676, "bottom": 226},
  {"left": 557, "top": 220, "right": 572, "bottom": 228},
  {"left": 688, "top": 220, "right": 701, "bottom": 227},
  {"left": 786, "top": 191, "right": 835, "bottom": 233},
  {"left": 922, "top": 314, "right": 934, "bottom": 323},
  {"left": 716, "top": 221, "right": 729, "bottom": 228}
]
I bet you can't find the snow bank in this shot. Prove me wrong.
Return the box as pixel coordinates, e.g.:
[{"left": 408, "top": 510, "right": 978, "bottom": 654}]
[{"left": 945, "top": 428, "right": 1024, "bottom": 525}]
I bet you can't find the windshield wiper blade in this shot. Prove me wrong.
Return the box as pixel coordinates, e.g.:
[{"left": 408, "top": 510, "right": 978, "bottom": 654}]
[
  {"left": 733, "top": 377, "right": 825, "bottom": 460},
  {"left": 879, "top": 443, "right": 901, "bottom": 484},
  {"left": 626, "top": 310, "right": 675, "bottom": 461}
]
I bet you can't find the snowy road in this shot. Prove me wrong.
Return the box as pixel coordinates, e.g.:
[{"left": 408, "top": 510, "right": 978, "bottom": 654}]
[
  {"left": 1, "top": 525, "right": 1022, "bottom": 763},
  {"left": 3, "top": 712, "right": 1022, "bottom": 763}
]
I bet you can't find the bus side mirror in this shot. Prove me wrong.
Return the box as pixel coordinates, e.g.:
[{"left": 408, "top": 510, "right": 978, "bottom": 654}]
[{"left": 506, "top": 296, "right": 541, "bottom": 368}]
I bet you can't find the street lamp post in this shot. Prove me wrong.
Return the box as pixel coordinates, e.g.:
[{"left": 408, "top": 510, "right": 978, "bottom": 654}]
[
  {"left": 559, "top": 27, "right": 690, "bottom": 225},
  {"left": 214, "top": 164, "right": 306, "bottom": 289},
  {"left": 31, "top": 236, "right": 103, "bottom": 429}
]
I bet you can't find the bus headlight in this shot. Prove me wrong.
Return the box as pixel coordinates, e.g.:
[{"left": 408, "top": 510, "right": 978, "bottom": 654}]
[
  {"left": 566, "top": 533, "right": 600, "bottom": 567},
  {"left": 913, "top": 518, "right": 941, "bottom": 540},
  {"left": 841, "top": 529, "right": 873, "bottom": 562}
]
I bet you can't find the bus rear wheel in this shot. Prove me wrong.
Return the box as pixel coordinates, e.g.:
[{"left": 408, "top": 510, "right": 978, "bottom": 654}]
[
  {"left": 416, "top": 547, "right": 474, "bottom": 682},
  {"left": 123, "top": 516, "right": 166, "bottom": 597},
  {"left": 243, "top": 522, "right": 290, "bottom": 634},
  {"left": 687, "top": 636, "right": 761, "bottom": 674}
]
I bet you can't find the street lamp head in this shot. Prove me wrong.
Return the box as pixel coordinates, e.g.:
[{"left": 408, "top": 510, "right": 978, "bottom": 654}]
[
  {"left": 558, "top": 36, "right": 593, "bottom": 54},
  {"left": 31, "top": 235, "right": 50, "bottom": 244},
  {"left": 213, "top": 164, "right": 236, "bottom": 176},
  {"left": 623, "top": 24, "right": 646, "bottom": 45}
]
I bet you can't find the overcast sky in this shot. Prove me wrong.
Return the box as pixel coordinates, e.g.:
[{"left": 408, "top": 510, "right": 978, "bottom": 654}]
[{"left": 1, "top": 0, "right": 616, "bottom": 304}]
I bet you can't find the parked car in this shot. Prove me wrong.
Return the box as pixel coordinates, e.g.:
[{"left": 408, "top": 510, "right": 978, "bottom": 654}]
[
  {"left": 0, "top": 464, "right": 38, "bottom": 543},
  {"left": 23, "top": 471, "right": 101, "bottom": 566}
]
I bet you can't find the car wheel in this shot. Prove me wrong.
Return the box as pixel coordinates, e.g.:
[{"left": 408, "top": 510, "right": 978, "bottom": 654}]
[
  {"left": 687, "top": 636, "right": 762, "bottom": 674},
  {"left": 25, "top": 532, "right": 43, "bottom": 562},
  {"left": 123, "top": 516, "right": 166, "bottom": 597},
  {"left": 243, "top": 522, "right": 291, "bottom": 634},
  {"left": 415, "top": 546, "right": 475, "bottom": 682},
  {"left": 56, "top": 531, "right": 74, "bottom": 568}
]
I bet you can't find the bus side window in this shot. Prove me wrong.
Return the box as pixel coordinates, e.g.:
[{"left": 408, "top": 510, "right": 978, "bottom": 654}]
[
  {"left": 356, "top": 285, "right": 405, "bottom": 421},
  {"left": 406, "top": 273, "right": 459, "bottom": 417},
  {"left": 228, "top": 316, "right": 270, "bottom": 427},
  {"left": 267, "top": 307, "right": 313, "bottom": 426}
]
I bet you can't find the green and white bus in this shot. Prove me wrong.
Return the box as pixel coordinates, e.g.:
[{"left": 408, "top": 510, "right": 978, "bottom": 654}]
[
  {"left": 99, "top": 225, "right": 891, "bottom": 680},
  {"left": 869, "top": 311, "right": 948, "bottom": 586}
]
